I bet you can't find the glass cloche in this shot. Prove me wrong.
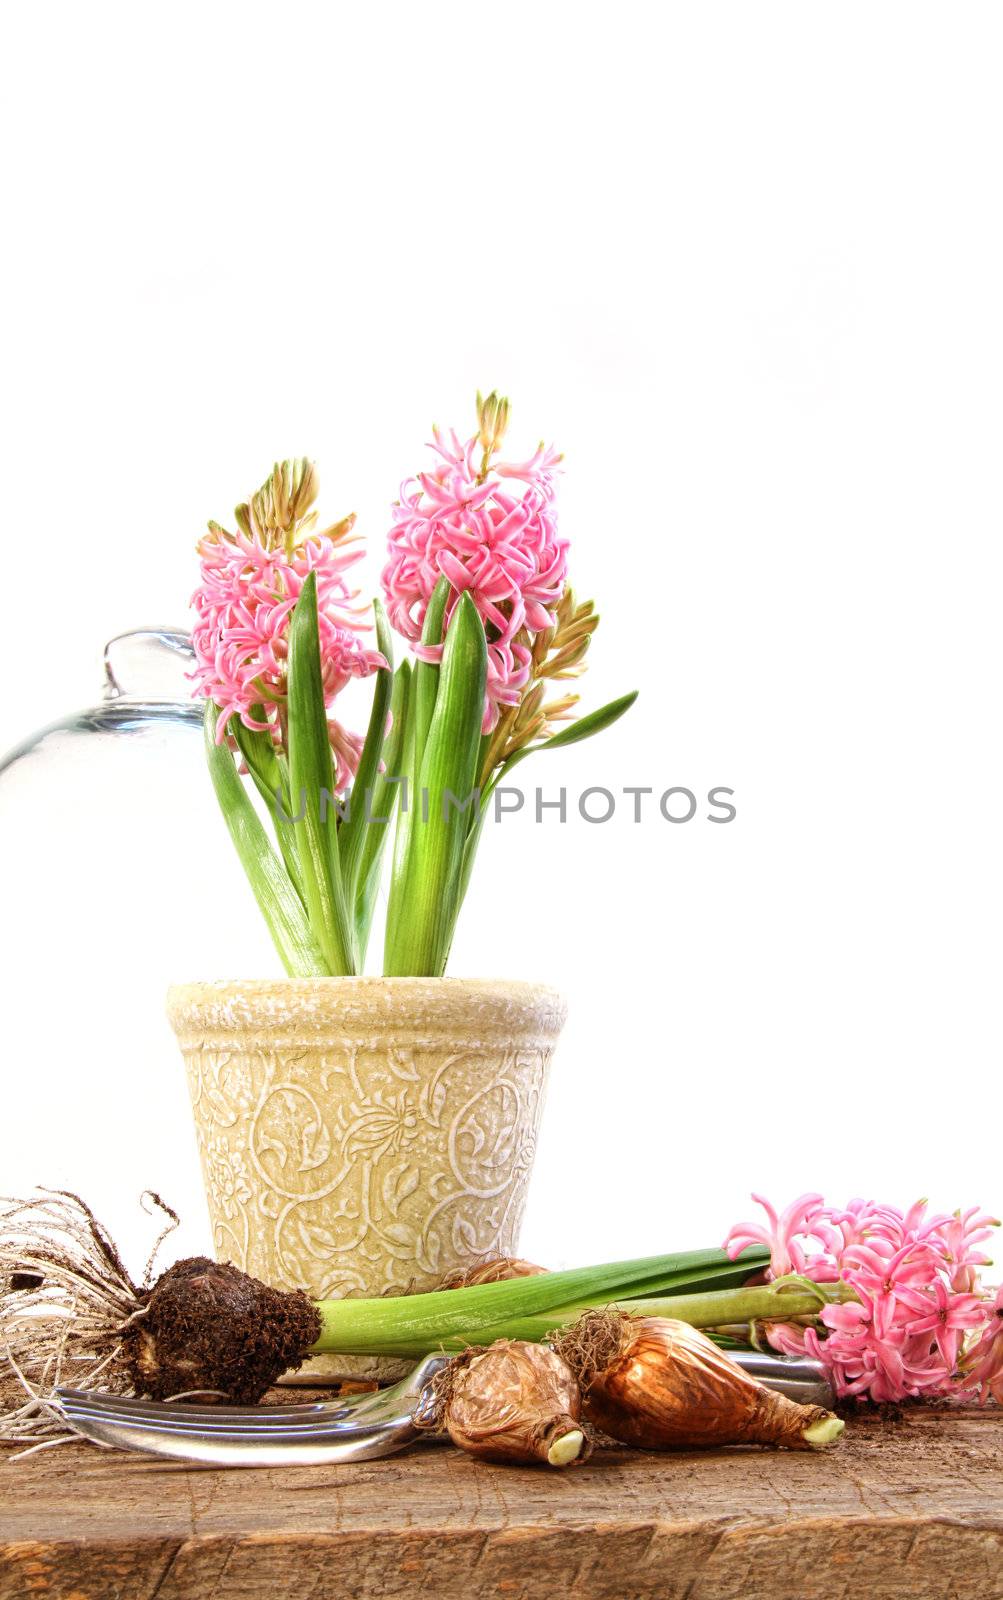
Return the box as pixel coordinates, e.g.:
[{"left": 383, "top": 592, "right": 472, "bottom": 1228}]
[{"left": 0, "top": 629, "right": 278, "bottom": 1269}]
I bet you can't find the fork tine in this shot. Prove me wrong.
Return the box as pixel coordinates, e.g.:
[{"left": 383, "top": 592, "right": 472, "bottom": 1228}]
[
  {"left": 61, "top": 1407, "right": 400, "bottom": 1442},
  {"left": 57, "top": 1400, "right": 396, "bottom": 1438},
  {"left": 58, "top": 1388, "right": 327, "bottom": 1413},
  {"left": 61, "top": 1408, "right": 424, "bottom": 1466},
  {"left": 56, "top": 1388, "right": 360, "bottom": 1424},
  {"left": 56, "top": 1353, "right": 449, "bottom": 1433}
]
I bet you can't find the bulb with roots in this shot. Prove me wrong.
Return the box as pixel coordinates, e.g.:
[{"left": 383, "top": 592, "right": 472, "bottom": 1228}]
[{"left": 0, "top": 1192, "right": 321, "bottom": 1448}]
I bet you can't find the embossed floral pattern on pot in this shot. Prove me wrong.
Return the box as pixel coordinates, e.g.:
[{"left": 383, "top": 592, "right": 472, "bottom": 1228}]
[{"left": 168, "top": 978, "right": 566, "bottom": 1377}]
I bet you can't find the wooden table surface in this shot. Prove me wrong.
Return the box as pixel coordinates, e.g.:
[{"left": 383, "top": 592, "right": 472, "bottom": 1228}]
[{"left": 2, "top": 1407, "right": 1001, "bottom": 1600}]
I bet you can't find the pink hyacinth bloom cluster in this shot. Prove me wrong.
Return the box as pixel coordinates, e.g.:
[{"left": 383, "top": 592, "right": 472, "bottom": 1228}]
[
  {"left": 191, "top": 527, "right": 384, "bottom": 789},
  {"left": 964, "top": 1284, "right": 1003, "bottom": 1404},
  {"left": 725, "top": 1193, "right": 1002, "bottom": 1404},
  {"left": 382, "top": 426, "right": 569, "bottom": 732}
]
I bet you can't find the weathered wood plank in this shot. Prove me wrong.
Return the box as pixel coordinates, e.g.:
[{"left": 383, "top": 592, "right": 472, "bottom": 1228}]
[{"left": 1, "top": 1410, "right": 1001, "bottom": 1599}]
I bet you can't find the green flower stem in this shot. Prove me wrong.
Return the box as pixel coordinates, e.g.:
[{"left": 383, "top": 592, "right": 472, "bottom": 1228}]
[
  {"left": 308, "top": 1248, "right": 772, "bottom": 1358},
  {"left": 464, "top": 1280, "right": 857, "bottom": 1348}
]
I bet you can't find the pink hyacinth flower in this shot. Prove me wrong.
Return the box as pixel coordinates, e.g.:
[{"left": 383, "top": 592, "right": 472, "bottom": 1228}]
[
  {"left": 191, "top": 521, "right": 385, "bottom": 790},
  {"left": 382, "top": 423, "right": 569, "bottom": 732},
  {"left": 725, "top": 1191, "right": 1001, "bottom": 1404},
  {"left": 890, "top": 1279, "right": 988, "bottom": 1372},
  {"left": 936, "top": 1206, "right": 1000, "bottom": 1293},
  {"left": 723, "top": 1191, "right": 833, "bottom": 1279},
  {"left": 964, "top": 1286, "right": 1003, "bottom": 1403}
]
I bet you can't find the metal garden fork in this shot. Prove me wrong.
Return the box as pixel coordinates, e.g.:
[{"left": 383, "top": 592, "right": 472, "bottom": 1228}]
[{"left": 56, "top": 1351, "right": 834, "bottom": 1466}]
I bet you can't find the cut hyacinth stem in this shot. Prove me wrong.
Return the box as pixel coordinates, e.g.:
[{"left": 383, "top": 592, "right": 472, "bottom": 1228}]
[
  {"left": 308, "top": 1286, "right": 838, "bottom": 1361},
  {"left": 440, "top": 1280, "right": 857, "bottom": 1353},
  {"left": 384, "top": 593, "right": 487, "bottom": 976},
  {"left": 287, "top": 572, "right": 355, "bottom": 975},
  {"left": 309, "top": 1249, "right": 776, "bottom": 1359},
  {"left": 203, "top": 703, "right": 326, "bottom": 977}
]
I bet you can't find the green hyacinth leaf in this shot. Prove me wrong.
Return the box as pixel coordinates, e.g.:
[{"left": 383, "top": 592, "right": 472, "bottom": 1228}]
[
  {"left": 384, "top": 583, "right": 449, "bottom": 936},
  {"left": 412, "top": 575, "right": 450, "bottom": 768},
  {"left": 519, "top": 689, "right": 638, "bottom": 756},
  {"left": 384, "top": 593, "right": 487, "bottom": 976},
  {"left": 232, "top": 715, "right": 305, "bottom": 902},
  {"left": 287, "top": 572, "right": 355, "bottom": 975},
  {"left": 203, "top": 702, "right": 326, "bottom": 976}
]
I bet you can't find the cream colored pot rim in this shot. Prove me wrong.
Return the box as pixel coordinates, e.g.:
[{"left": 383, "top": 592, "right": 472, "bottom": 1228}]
[
  {"left": 167, "top": 975, "right": 568, "bottom": 1030},
  {"left": 168, "top": 976, "right": 561, "bottom": 996}
]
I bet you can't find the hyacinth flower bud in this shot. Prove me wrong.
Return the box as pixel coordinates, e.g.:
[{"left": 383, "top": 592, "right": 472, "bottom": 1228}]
[
  {"left": 476, "top": 388, "right": 511, "bottom": 459},
  {"left": 316, "top": 511, "right": 358, "bottom": 547},
  {"left": 545, "top": 635, "right": 593, "bottom": 677}
]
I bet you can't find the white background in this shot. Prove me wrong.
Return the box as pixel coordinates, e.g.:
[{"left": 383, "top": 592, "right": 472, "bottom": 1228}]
[{"left": 0, "top": 3, "right": 1000, "bottom": 1278}]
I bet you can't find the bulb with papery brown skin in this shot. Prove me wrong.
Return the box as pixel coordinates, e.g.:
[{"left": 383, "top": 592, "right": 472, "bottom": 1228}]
[
  {"left": 438, "top": 1257, "right": 548, "bottom": 1290},
  {"left": 554, "top": 1312, "right": 844, "bottom": 1453},
  {"left": 443, "top": 1340, "right": 591, "bottom": 1467}
]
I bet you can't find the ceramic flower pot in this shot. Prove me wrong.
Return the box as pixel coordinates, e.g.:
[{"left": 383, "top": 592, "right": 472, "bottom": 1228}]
[{"left": 167, "top": 977, "right": 566, "bottom": 1378}]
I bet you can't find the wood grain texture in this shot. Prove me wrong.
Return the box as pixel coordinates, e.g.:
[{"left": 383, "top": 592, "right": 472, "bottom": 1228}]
[{"left": 1, "top": 1408, "right": 1001, "bottom": 1599}]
